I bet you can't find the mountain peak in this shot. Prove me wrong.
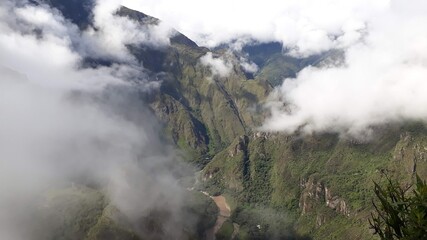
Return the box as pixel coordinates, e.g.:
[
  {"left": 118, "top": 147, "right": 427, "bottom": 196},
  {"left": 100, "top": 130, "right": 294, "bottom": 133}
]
[{"left": 117, "top": 6, "right": 198, "bottom": 48}]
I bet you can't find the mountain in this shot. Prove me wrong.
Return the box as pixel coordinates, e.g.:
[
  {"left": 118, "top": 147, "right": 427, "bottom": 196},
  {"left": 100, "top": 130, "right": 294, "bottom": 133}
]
[
  {"left": 43, "top": 0, "right": 95, "bottom": 29},
  {"left": 239, "top": 42, "right": 343, "bottom": 86},
  {"left": 201, "top": 124, "right": 427, "bottom": 239},
  {"left": 115, "top": 8, "right": 427, "bottom": 238},
  {"left": 120, "top": 8, "right": 426, "bottom": 239},
  {"left": 22, "top": 2, "right": 427, "bottom": 240}
]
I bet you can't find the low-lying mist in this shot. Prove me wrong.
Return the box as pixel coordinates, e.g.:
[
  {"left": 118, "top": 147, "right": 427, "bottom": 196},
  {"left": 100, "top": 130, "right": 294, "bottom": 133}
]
[{"left": 0, "top": 0, "right": 194, "bottom": 239}]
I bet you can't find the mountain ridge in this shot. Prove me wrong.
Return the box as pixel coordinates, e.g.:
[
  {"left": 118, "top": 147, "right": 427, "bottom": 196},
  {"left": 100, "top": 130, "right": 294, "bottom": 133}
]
[{"left": 14, "top": 2, "right": 427, "bottom": 239}]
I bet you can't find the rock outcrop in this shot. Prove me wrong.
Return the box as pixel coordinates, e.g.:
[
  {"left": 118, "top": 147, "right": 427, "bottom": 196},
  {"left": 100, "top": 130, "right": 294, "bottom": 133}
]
[{"left": 299, "top": 178, "right": 350, "bottom": 217}]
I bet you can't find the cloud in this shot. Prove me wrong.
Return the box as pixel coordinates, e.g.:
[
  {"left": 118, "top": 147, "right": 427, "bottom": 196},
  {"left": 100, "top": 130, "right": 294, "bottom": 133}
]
[
  {"left": 11, "top": 0, "right": 175, "bottom": 63},
  {"left": 0, "top": 0, "right": 192, "bottom": 239},
  {"left": 122, "top": 0, "right": 427, "bottom": 138},
  {"left": 239, "top": 56, "right": 259, "bottom": 74},
  {"left": 262, "top": 0, "right": 427, "bottom": 138},
  {"left": 123, "top": 0, "right": 387, "bottom": 56},
  {"left": 200, "top": 52, "right": 233, "bottom": 78},
  {"left": 84, "top": 0, "right": 175, "bottom": 61}
]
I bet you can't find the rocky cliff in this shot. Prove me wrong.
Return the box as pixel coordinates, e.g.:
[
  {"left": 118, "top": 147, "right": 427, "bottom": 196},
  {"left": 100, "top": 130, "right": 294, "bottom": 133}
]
[{"left": 200, "top": 125, "right": 427, "bottom": 239}]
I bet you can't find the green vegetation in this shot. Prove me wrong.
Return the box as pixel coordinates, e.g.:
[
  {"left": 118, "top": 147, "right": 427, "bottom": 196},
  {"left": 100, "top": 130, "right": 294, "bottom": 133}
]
[
  {"left": 32, "top": 186, "right": 219, "bottom": 240},
  {"left": 255, "top": 53, "right": 300, "bottom": 86},
  {"left": 231, "top": 205, "right": 300, "bottom": 239},
  {"left": 201, "top": 126, "right": 427, "bottom": 239},
  {"left": 128, "top": 15, "right": 427, "bottom": 237},
  {"left": 86, "top": 205, "right": 140, "bottom": 240},
  {"left": 37, "top": 186, "right": 107, "bottom": 240},
  {"left": 370, "top": 175, "right": 427, "bottom": 240},
  {"left": 30, "top": 186, "right": 139, "bottom": 240},
  {"left": 31, "top": 6, "right": 427, "bottom": 239},
  {"left": 185, "top": 191, "right": 219, "bottom": 237},
  {"left": 216, "top": 219, "right": 234, "bottom": 240}
]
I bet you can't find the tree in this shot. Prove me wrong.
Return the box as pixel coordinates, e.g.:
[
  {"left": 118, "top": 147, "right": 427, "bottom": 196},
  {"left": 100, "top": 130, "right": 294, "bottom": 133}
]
[{"left": 369, "top": 175, "right": 427, "bottom": 240}]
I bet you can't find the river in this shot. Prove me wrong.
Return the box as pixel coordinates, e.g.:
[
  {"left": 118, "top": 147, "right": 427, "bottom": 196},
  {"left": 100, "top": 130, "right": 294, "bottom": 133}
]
[{"left": 202, "top": 192, "right": 234, "bottom": 240}]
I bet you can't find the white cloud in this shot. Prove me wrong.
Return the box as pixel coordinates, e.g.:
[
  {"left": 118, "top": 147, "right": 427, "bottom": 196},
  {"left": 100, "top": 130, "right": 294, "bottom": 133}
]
[
  {"left": 123, "top": 0, "right": 388, "bottom": 56},
  {"left": 121, "top": 0, "right": 427, "bottom": 138},
  {"left": 200, "top": 52, "right": 233, "bottom": 78},
  {"left": 15, "top": 5, "right": 68, "bottom": 33},
  {"left": 262, "top": 0, "right": 427, "bottom": 138},
  {"left": 0, "top": 1, "right": 190, "bottom": 238},
  {"left": 239, "top": 57, "right": 259, "bottom": 74},
  {"left": 78, "top": 0, "right": 174, "bottom": 61}
]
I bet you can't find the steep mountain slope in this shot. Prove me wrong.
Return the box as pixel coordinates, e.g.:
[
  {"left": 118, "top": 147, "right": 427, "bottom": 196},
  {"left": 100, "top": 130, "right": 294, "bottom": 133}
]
[
  {"left": 123, "top": 21, "right": 272, "bottom": 165},
  {"left": 240, "top": 42, "right": 344, "bottom": 86},
  {"left": 126, "top": 11, "right": 425, "bottom": 238},
  {"left": 87, "top": 6, "right": 427, "bottom": 239},
  {"left": 201, "top": 125, "right": 427, "bottom": 239},
  {"left": 28, "top": 185, "right": 218, "bottom": 240},
  {"left": 28, "top": 2, "right": 427, "bottom": 239},
  {"left": 129, "top": 12, "right": 425, "bottom": 238}
]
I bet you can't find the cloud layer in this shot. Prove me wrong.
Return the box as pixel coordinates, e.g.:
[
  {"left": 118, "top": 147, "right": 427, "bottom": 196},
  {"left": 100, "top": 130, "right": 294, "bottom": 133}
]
[
  {"left": 262, "top": 0, "right": 427, "bottom": 137},
  {"left": 123, "top": 0, "right": 388, "bottom": 56},
  {"left": 0, "top": 0, "right": 191, "bottom": 239},
  {"left": 124, "top": 0, "right": 427, "bottom": 138}
]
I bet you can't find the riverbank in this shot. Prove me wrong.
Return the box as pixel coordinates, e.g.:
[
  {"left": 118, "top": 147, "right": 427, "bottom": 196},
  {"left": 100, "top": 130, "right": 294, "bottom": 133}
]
[{"left": 202, "top": 192, "right": 236, "bottom": 240}]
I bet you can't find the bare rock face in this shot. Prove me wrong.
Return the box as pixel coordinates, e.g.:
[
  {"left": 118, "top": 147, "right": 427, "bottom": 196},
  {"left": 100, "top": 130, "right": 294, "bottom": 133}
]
[
  {"left": 253, "top": 132, "right": 270, "bottom": 140},
  {"left": 299, "top": 178, "right": 350, "bottom": 217},
  {"left": 393, "top": 131, "right": 427, "bottom": 175},
  {"left": 325, "top": 187, "right": 350, "bottom": 216},
  {"left": 228, "top": 136, "right": 249, "bottom": 158},
  {"left": 202, "top": 168, "right": 219, "bottom": 182},
  {"left": 299, "top": 178, "right": 324, "bottom": 215}
]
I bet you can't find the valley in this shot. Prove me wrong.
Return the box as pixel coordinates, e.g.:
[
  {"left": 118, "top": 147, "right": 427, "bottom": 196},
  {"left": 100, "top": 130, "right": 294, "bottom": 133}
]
[
  {"left": 1, "top": 1, "right": 426, "bottom": 239},
  {"left": 202, "top": 193, "right": 232, "bottom": 240}
]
